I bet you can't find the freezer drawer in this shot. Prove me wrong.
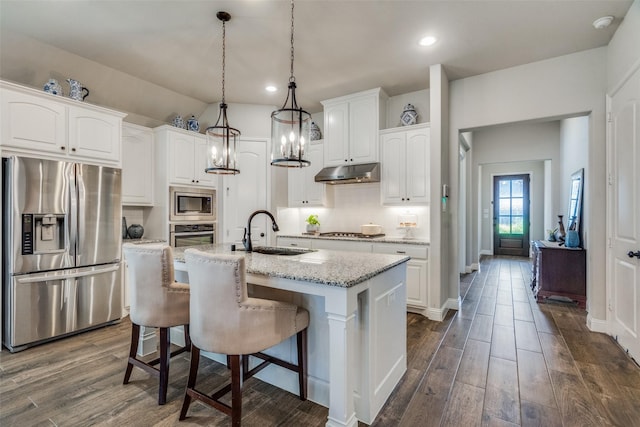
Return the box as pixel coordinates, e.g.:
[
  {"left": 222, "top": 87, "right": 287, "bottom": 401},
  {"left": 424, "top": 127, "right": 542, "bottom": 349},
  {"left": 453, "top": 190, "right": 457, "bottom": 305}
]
[{"left": 4, "top": 264, "right": 122, "bottom": 352}]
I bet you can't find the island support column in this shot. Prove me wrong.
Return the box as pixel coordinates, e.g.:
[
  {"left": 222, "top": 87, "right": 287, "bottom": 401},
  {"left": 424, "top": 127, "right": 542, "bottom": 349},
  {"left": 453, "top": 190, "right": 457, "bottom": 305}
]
[{"left": 324, "top": 287, "right": 360, "bottom": 427}]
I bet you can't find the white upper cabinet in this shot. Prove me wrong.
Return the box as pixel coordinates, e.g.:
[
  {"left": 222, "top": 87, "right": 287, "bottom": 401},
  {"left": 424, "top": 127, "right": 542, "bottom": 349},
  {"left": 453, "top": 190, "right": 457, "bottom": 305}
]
[
  {"left": 122, "top": 123, "right": 154, "bottom": 206},
  {"left": 0, "top": 80, "right": 125, "bottom": 166},
  {"left": 321, "top": 87, "right": 387, "bottom": 167},
  {"left": 155, "top": 126, "right": 216, "bottom": 188},
  {"left": 68, "top": 106, "right": 121, "bottom": 162},
  {"left": 288, "top": 140, "right": 326, "bottom": 207},
  {"left": 380, "top": 124, "right": 430, "bottom": 205}
]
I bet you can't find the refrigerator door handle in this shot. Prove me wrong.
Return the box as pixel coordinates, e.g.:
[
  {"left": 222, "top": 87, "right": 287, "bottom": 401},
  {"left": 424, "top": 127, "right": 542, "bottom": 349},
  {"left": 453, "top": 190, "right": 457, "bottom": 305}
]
[
  {"left": 69, "top": 164, "right": 78, "bottom": 260},
  {"left": 15, "top": 264, "right": 121, "bottom": 283}
]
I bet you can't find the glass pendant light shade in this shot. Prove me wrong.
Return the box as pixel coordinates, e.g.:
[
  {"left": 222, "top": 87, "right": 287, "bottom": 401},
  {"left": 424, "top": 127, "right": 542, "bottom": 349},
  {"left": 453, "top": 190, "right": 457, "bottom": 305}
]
[
  {"left": 205, "top": 103, "right": 240, "bottom": 174},
  {"left": 271, "top": 81, "right": 311, "bottom": 167},
  {"left": 271, "top": 0, "right": 310, "bottom": 168},
  {"left": 205, "top": 11, "right": 240, "bottom": 175}
]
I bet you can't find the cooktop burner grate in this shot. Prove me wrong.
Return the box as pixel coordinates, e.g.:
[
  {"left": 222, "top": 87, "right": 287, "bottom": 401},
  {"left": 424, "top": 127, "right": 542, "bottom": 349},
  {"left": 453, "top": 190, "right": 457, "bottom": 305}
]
[{"left": 319, "top": 232, "right": 385, "bottom": 238}]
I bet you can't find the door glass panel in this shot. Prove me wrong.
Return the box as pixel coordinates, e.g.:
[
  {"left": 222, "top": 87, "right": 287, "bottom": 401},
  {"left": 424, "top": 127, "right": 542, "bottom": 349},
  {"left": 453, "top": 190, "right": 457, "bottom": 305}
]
[
  {"left": 499, "top": 217, "right": 511, "bottom": 233},
  {"left": 499, "top": 181, "right": 510, "bottom": 197},
  {"left": 512, "top": 217, "right": 524, "bottom": 233},
  {"left": 512, "top": 179, "right": 523, "bottom": 197},
  {"left": 512, "top": 198, "right": 523, "bottom": 215},
  {"left": 499, "top": 199, "right": 511, "bottom": 215}
]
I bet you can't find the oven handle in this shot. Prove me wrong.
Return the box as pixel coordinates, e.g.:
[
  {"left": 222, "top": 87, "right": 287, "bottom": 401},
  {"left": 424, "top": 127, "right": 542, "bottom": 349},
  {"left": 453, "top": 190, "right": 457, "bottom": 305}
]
[{"left": 171, "top": 231, "right": 215, "bottom": 237}]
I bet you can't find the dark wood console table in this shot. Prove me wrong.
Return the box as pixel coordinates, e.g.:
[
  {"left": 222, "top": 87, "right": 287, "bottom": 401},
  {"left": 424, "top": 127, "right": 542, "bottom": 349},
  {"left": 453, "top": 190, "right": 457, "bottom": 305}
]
[{"left": 531, "top": 240, "right": 586, "bottom": 308}]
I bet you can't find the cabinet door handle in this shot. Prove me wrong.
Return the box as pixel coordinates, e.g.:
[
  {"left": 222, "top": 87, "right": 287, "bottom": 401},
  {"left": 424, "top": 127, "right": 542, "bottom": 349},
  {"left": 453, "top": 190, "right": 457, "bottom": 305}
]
[
  {"left": 71, "top": 148, "right": 76, "bottom": 152},
  {"left": 61, "top": 146, "right": 66, "bottom": 150},
  {"left": 628, "top": 250, "right": 640, "bottom": 259},
  {"left": 290, "top": 243, "right": 298, "bottom": 247},
  {"left": 396, "top": 251, "right": 406, "bottom": 254}
]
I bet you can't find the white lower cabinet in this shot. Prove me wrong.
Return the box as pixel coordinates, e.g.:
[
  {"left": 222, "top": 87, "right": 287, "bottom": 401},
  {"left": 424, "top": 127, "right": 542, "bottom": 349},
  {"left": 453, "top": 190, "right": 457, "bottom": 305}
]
[
  {"left": 122, "top": 123, "right": 154, "bottom": 205},
  {"left": 373, "top": 243, "right": 428, "bottom": 312},
  {"left": 276, "top": 236, "right": 429, "bottom": 314},
  {"left": 277, "top": 237, "right": 314, "bottom": 249}
]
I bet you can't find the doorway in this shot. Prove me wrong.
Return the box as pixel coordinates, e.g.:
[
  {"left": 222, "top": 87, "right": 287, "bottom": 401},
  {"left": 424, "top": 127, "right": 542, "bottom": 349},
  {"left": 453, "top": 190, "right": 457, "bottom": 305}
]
[{"left": 493, "top": 174, "right": 530, "bottom": 256}]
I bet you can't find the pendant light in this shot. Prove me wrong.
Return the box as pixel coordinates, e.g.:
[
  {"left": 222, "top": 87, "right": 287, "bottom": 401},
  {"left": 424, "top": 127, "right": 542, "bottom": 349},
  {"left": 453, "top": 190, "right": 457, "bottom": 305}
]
[
  {"left": 270, "top": 0, "right": 311, "bottom": 167},
  {"left": 205, "top": 11, "right": 240, "bottom": 175}
]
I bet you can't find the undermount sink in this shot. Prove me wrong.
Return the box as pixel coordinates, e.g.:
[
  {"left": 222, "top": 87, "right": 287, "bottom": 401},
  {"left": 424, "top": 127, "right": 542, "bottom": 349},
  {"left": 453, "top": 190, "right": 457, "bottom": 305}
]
[{"left": 252, "top": 246, "right": 315, "bottom": 256}]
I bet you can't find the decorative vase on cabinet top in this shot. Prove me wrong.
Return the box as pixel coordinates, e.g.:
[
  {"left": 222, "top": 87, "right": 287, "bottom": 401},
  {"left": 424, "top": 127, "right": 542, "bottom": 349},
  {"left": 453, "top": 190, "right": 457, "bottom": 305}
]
[
  {"left": 400, "top": 104, "right": 418, "bottom": 126},
  {"left": 188, "top": 115, "right": 200, "bottom": 132},
  {"left": 67, "top": 78, "right": 89, "bottom": 101},
  {"left": 43, "top": 79, "right": 63, "bottom": 96},
  {"left": 310, "top": 121, "right": 322, "bottom": 141},
  {"left": 172, "top": 115, "right": 185, "bottom": 129}
]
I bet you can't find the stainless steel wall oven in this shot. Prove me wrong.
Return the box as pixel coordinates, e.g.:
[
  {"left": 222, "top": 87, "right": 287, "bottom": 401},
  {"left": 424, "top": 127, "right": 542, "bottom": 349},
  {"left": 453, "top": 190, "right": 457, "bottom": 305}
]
[{"left": 170, "top": 223, "right": 216, "bottom": 247}]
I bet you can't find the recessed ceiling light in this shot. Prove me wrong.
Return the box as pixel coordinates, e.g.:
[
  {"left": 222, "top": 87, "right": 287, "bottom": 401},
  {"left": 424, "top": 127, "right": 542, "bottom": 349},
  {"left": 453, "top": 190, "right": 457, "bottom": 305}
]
[
  {"left": 593, "top": 16, "right": 614, "bottom": 29},
  {"left": 419, "top": 36, "right": 437, "bottom": 46},
  {"left": 265, "top": 85, "right": 277, "bottom": 93}
]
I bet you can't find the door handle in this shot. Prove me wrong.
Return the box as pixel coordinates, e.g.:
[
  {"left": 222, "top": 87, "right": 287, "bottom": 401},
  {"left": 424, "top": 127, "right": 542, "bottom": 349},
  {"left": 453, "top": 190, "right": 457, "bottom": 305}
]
[
  {"left": 628, "top": 250, "right": 640, "bottom": 259},
  {"left": 260, "top": 233, "right": 265, "bottom": 237}
]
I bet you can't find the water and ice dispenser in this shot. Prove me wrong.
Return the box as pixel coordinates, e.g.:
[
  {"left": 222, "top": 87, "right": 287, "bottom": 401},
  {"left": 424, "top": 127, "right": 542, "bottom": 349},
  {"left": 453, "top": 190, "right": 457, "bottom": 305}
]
[{"left": 21, "top": 213, "right": 66, "bottom": 255}]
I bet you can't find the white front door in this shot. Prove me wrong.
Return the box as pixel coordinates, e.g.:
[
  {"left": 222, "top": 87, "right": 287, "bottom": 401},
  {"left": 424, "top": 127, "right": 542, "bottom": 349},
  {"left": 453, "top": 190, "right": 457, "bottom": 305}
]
[
  {"left": 607, "top": 65, "right": 640, "bottom": 362},
  {"left": 223, "top": 138, "right": 268, "bottom": 246}
]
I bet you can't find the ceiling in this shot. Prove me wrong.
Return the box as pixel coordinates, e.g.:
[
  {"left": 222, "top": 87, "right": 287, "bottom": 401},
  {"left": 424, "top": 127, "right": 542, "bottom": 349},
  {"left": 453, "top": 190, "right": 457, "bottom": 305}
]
[{"left": 0, "top": 1, "right": 632, "bottom": 114}]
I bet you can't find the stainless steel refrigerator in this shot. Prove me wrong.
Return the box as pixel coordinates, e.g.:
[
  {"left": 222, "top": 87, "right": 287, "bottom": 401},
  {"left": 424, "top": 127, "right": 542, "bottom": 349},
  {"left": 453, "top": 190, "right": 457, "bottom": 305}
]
[{"left": 2, "top": 156, "right": 122, "bottom": 352}]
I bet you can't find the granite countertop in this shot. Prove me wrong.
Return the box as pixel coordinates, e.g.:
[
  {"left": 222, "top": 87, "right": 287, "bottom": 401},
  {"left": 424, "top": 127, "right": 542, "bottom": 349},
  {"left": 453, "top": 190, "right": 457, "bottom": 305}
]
[
  {"left": 172, "top": 244, "right": 409, "bottom": 288},
  {"left": 122, "top": 238, "right": 166, "bottom": 245},
  {"left": 277, "top": 233, "right": 429, "bottom": 246}
]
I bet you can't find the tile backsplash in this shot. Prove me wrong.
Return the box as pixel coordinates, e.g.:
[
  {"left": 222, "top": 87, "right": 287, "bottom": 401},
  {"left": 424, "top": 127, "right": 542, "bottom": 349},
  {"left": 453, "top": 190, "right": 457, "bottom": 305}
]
[{"left": 277, "top": 183, "right": 430, "bottom": 240}]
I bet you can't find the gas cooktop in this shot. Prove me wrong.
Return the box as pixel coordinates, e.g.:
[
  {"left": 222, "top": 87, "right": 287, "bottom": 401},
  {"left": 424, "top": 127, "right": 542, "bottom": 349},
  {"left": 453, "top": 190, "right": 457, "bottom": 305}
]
[{"left": 319, "top": 232, "right": 385, "bottom": 239}]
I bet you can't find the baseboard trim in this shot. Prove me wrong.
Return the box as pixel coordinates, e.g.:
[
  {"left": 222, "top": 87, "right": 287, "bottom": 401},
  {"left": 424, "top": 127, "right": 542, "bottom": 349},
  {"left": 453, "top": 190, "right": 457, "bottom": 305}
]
[
  {"left": 138, "top": 326, "right": 157, "bottom": 356},
  {"left": 479, "top": 249, "right": 492, "bottom": 256},
  {"left": 587, "top": 314, "right": 608, "bottom": 334}
]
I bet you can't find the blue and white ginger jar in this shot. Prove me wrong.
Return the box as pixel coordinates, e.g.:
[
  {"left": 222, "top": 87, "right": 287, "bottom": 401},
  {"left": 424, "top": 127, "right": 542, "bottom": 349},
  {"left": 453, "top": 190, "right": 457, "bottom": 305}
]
[
  {"left": 43, "top": 79, "right": 63, "bottom": 96},
  {"left": 187, "top": 115, "right": 200, "bottom": 132},
  {"left": 400, "top": 104, "right": 418, "bottom": 126}
]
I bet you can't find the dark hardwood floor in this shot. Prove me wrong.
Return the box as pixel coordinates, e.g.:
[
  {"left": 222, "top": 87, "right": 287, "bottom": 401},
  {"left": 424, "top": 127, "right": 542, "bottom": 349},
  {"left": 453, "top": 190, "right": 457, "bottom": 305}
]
[{"left": 1, "top": 256, "right": 639, "bottom": 426}]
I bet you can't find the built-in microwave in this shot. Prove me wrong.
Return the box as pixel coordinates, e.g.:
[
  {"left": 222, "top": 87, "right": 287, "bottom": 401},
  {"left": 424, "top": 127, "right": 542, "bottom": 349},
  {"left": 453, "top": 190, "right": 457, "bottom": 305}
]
[{"left": 169, "top": 186, "right": 216, "bottom": 222}]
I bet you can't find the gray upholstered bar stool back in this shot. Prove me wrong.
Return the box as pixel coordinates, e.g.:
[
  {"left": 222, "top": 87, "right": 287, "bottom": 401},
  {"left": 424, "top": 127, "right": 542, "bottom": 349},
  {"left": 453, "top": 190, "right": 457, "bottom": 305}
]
[
  {"left": 122, "top": 243, "right": 190, "bottom": 405},
  {"left": 179, "top": 249, "right": 309, "bottom": 426}
]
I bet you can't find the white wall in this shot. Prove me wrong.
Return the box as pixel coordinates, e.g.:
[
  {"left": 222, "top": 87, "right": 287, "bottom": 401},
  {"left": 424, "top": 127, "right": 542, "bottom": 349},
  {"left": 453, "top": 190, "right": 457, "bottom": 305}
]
[
  {"left": 559, "top": 116, "right": 589, "bottom": 243},
  {"left": 386, "top": 89, "right": 430, "bottom": 128},
  {"left": 450, "top": 47, "right": 608, "bottom": 321}
]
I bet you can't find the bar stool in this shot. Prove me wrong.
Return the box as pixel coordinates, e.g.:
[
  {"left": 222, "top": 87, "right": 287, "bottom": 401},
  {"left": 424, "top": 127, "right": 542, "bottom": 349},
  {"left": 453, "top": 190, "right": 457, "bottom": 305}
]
[
  {"left": 179, "top": 249, "right": 309, "bottom": 426},
  {"left": 122, "top": 243, "right": 190, "bottom": 405}
]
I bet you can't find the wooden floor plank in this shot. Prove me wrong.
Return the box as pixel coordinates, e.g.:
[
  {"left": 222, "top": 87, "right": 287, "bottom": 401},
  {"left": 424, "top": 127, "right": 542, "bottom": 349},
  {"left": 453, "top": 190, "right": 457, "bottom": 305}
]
[
  {"left": 514, "top": 319, "right": 542, "bottom": 353},
  {"left": 517, "top": 349, "right": 557, "bottom": 408},
  {"left": 548, "top": 369, "right": 607, "bottom": 426},
  {"left": 539, "top": 332, "right": 577, "bottom": 374},
  {"left": 520, "top": 399, "right": 563, "bottom": 427},
  {"left": 490, "top": 325, "right": 516, "bottom": 361},
  {"left": 455, "top": 339, "right": 491, "bottom": 388},
  {"left": 440, "top": 381, "right": 485, "bottom": 427},
  {"left": 483, "top": 356, "right": 520, "bottom": 425},
  {"left": 468, "top": 314, "right": 494, "bottom": 342}
]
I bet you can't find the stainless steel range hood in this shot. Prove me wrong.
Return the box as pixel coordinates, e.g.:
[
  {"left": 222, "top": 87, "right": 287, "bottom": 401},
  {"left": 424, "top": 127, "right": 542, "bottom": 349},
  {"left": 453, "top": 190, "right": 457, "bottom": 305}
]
[{"left": 314, "top": 162, "right": 380, "bottom": 185}]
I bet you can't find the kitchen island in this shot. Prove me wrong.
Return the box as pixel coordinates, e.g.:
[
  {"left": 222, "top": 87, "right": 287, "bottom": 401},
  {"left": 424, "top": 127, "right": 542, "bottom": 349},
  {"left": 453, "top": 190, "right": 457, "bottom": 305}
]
[{"left": 172, "top": 244, "right": 409, "bottom": 427}]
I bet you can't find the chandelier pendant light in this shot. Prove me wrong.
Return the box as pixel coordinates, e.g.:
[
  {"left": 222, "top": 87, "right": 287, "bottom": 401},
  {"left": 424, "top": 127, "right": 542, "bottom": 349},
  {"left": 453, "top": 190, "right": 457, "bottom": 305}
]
[
  {"left": 270, "top": 0, "right": 311, "bottom": 167},
  {"left": 205, "top": 11, "right": 240, "bottom": 175}
]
